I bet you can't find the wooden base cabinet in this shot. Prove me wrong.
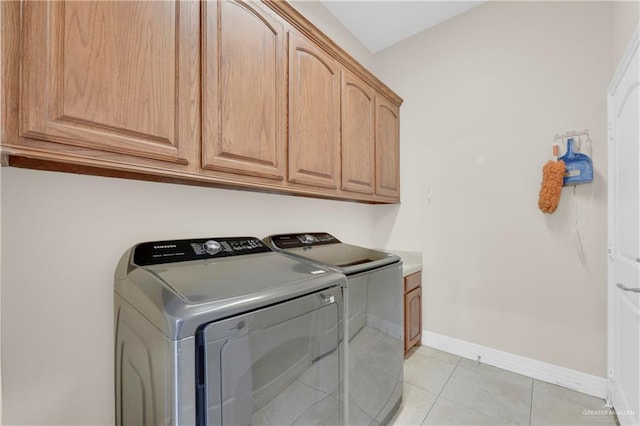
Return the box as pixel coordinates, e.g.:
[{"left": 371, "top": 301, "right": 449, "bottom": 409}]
[{"left": 404, "top": 271, "right": 423, "bottom": 353}]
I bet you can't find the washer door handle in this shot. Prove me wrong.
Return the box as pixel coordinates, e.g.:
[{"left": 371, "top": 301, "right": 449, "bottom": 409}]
[{"left": 617, "top": 283, "right": 640, "bottom": 293}]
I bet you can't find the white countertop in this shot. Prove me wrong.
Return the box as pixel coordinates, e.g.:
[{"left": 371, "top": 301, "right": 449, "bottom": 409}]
[{"left": 379, "top": 249, "right": 423, "bottom": 277}]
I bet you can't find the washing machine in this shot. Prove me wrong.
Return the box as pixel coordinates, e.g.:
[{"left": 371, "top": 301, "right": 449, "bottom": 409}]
[
  {"left": 114, "top": 236, "right": 347, "bottom": 426},
  {"left": 264, "top": 232, "right": 404, "bottom": 425}
]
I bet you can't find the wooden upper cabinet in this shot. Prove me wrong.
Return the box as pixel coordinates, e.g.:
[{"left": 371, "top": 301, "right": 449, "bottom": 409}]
[
  {"left": 375, "top": 96, "right": 400, "bottom": 199},
  {"left": 341, "top": 70, "right": 375, "bottom": 195},
  {"left": 5, "top": 0, "right": 402, "bottom": 203},
  {"left": 288, "top": 31, "right": 341, "bottom": 189},
  {"left": 202, "top": 0, "right": 286, "bottom": 180},
  {"left": 20, "top": 1, "right": 200, "bottom": 164}
]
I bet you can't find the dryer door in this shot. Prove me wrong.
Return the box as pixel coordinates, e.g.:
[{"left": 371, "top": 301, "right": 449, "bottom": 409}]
[{"left": 197, "top": 286, "right": 343, "bottom": 426}]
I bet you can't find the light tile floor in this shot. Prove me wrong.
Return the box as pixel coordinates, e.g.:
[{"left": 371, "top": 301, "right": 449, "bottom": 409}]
[{"left": 391, "top": 346, "right": 619, "bottom": 426}]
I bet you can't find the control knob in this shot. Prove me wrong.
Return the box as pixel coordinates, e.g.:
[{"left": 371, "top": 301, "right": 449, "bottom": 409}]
[
  {"left": 203, "top": 240, "right": 222, "bottom": 255},
  {"left": 300, "top": 234, "right": 316, "bottom": 244}
]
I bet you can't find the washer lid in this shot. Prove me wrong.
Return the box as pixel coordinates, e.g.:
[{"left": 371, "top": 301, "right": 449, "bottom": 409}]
[
  {"left": 142, "top": 251, "right": 332, "bottom": 304},
  {"left": 115, "top": 237, "right": 345, "bottom": 340},
  {"left": 266, "top": 232, "right": 400, "bottom": 275}
]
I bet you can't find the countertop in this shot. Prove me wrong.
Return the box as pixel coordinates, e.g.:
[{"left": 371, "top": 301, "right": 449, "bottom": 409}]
[{"left": 379, "top": 249, "right": 423, "bottom": 277}]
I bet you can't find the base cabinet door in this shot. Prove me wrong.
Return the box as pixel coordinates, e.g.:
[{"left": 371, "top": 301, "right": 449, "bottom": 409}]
[
  {"left": 375, "top": 96, "right": 400, "bottom": 199},
  {"left": 341, "top": 70, "right": 375, "bottom": 194},
  {"left": 288, "top": 32, "right": 340, "bottom": 190},
  {"left": 404, "top": 271, "right": 422, "bottom": 353},
  {"left": 202, "top": 0, "right": 286, "bottom": 180},
  {"left": 20, "top": 0, "right": 199, "bottom": 164},
  {"left": 405, "top": 286, "right": 422, "bottom": 352}
]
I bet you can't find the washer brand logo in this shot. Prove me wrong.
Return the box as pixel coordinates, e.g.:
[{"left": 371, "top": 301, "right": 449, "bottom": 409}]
[{"left": 154, "top": 244, "right": 177, "bottom": 249}]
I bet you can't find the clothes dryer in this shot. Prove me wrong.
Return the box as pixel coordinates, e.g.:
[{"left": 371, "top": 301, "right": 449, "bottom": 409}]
[
  {"left": 114, "top": 236, "right": 347, "bottom": 425},
  {"left": 264, "top": 232, "right": 404, "bottom": 425}
]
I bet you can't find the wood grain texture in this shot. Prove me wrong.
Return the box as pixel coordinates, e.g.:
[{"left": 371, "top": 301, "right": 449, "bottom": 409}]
[
  {"left": 404, "top": 270, "right": 422, "bottom": 293},
  {"left": 288, "top": 31, "right": 340, "bottom": 189},
  {"left": 262, "top": 0, "right": 402, "bottom": 108},
  {"left": 202, "top": 0, "right": 286, "bottom": 180},
  {"left": 20, "top": 0, "right": 200, "bottom": 164},
  {"left": 1, "top": 0, "right": 20, "bottom": 146},
  {"left": 341, "top": 70, "right": 375, "bottom": 194},
  {"left": 3, "top": 0, "right": 402, "bottom": 204},
  {"left": 375, "top": 95, "right": 400, "bottom": 199},
  {"left": 3, "top": 146, "right": 391, "bottom": 204},
  {"left": 62, "top": 2, "right": 174, "bottom": 138},
  {"left": 404, "top": 286, "right": 422, "bottom": 353}
]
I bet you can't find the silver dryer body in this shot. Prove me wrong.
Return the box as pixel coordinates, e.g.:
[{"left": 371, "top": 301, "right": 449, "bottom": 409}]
[
  {"left": 264, "top": 233, "right": 404, "bottom": 426},
  {"left": 114, "top": 237, "right": 347, "bottom": 425}
]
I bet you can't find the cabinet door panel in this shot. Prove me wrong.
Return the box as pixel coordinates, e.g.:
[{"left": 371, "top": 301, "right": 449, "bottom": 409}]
[
  {"left": 404, "top": 271, "right": 421, "bottom": 293},
  {"left": 289, "top": 32, "right": 340, "bottom": 189},
  {"left": 20, "top": 1, "right": 199, "bottom": 163},
  {"left": 341, "top": 71, "right": 374, "bottom": 194},
  {"left": 405, "top": 286, "right": 422, "bottom": 352},
  {"left": 203, "top": 0, "right": 286, "bottom": 180},
  {"left": 375, "top": 96, "right": 400, "bottom": 198}
]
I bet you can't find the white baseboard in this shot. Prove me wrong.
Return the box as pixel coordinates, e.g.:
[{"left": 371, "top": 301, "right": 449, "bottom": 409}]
[{"left": 422, "top": 330, "right": 608, "bottom": 400}]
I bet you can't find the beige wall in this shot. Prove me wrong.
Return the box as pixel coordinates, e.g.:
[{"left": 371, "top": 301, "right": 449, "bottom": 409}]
[
  {"left": 610, "top": 1, "right": 640, "bottom": 76},
  {"left": 373, "top": 1, "right": 612, "bottom": 377},
  {"left": 1, "top": 168, "right": 376, "bottom": 425},
  {"left": 0, "top": 162, "right": 3, "bottom": 424}
]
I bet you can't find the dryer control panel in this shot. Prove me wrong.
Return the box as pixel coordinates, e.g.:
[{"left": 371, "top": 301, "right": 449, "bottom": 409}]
[
  {"left": 269, "top": 232, "right": 340, "bottom": 249},
  {"left": 133, "top": 237, "right": 271, "bottom": 266}
]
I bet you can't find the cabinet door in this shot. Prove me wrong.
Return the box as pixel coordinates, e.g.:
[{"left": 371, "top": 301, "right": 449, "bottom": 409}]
[
  {"left": 405, "top": 286, "right": 422, "bottom": 352},
  {"left": 20, "top": 1, "right": 199, "bottom": 164},
  {"left": 341, "top": 70, "right": 375, "bottom": 194},
  {"left": 375, "top": 96, "right": 400, "bottom": 198},
  {"left": 289, "top": 32, "right": 340, "bottom": 189},
  {"left": 202, "top": 0, "right": 286, "bottom": 180}
]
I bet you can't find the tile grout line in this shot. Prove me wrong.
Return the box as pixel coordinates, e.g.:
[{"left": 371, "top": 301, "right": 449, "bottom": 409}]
[
  {"left": 417, "top": 355, "right": 461, "bottom": 425},
  {"left": 444, "top": 357, "right": 534, "bottom": 425}
]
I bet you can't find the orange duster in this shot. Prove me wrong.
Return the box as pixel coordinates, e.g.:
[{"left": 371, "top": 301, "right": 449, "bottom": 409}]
[{"left": 538, "top": 157, "right": 566, "bottom": 214}]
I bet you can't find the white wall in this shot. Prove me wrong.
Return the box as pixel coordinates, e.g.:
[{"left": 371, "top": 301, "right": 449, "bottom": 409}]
[{"left": 373, "top": 1, "right": 612, "bottom": 377}]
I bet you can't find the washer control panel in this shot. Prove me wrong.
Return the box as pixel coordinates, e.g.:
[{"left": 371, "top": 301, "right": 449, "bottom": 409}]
[
  {"left": 269, "top": 232, "right": 340, "bottom": 249},
  {"left": 133, "top": 237, "right": 271, "bottom": 266}
]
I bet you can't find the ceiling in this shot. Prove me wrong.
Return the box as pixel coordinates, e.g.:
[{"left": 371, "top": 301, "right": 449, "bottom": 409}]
[{"left": 321, "top": 1, "right": 485, "bottom": 53}]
